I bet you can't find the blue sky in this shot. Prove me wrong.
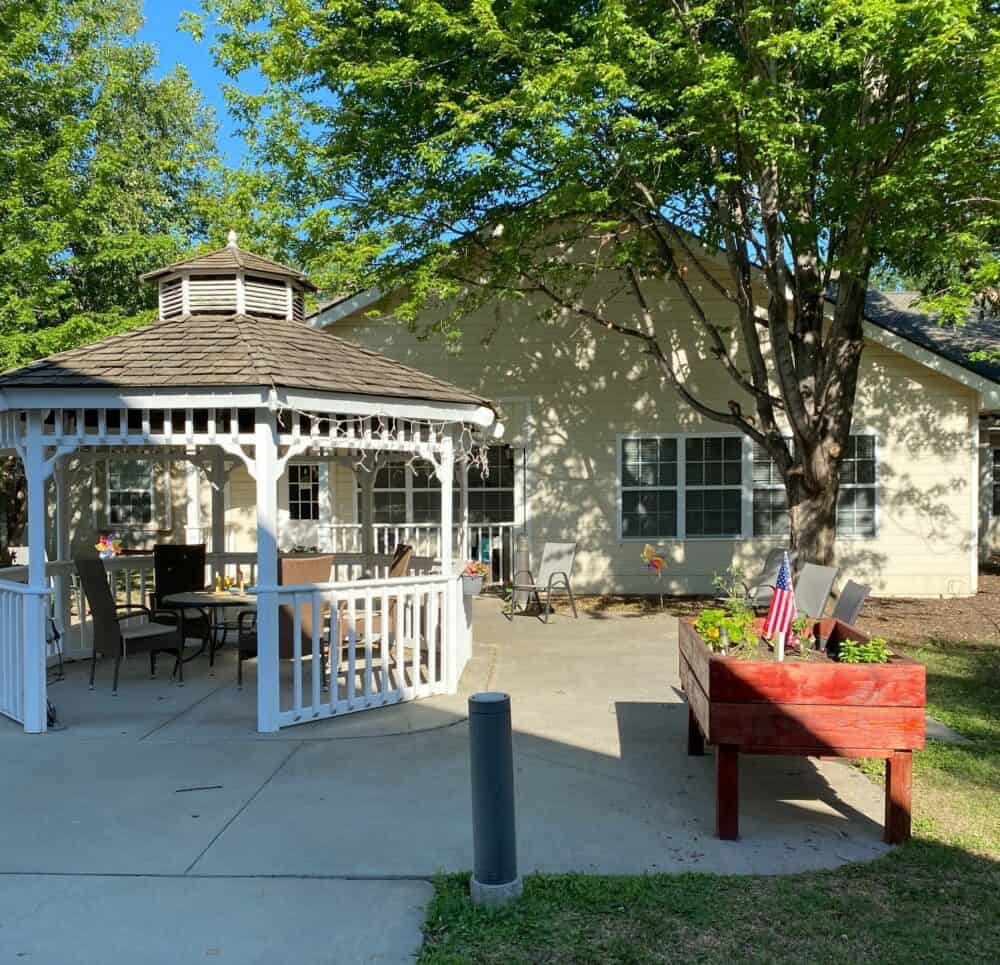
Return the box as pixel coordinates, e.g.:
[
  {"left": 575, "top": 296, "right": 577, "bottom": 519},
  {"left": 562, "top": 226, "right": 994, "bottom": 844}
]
[{"left": 138, "top": 2, "right": 253, "bottom": 163}]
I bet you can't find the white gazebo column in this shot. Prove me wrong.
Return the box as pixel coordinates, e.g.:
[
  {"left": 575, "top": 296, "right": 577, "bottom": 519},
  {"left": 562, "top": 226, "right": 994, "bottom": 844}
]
[
  {"left": 458, "top": 451, "right": 469, "bottom": 563},
  {"left": 184, "top": 461, "right": 203, "bottom": 544},
  {"left": 254, "top": 408, "right": 281, "bottom": 733},
  {"left": 52, "top": 456, "right": 73, "bottom": 640},
  {"left": 317, "top": 462, "right": 333, "bottom": 552},
  {"left": 357, "top": 463, "right": 376, "bottom": 571},
  {"left": 438, "top": 435, "right": 459, "bottom": 690},
  {"left": 22, "top": 412, "right": 49, "bottom": 733},
  {"left": 210, "top": 447, "right": 227, "bottom": 586}
]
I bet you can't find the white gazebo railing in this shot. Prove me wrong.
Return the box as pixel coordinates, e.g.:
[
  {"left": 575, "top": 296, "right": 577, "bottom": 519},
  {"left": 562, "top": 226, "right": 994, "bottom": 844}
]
[
  {"left": 0, "top": 580, "right": 49, "bottom": 726},
  {"left": 327, "top": 521, "right": 518, "bottom": 583},
  {"left": 277, "top": 572, "right": 460, "bottom": 727}
]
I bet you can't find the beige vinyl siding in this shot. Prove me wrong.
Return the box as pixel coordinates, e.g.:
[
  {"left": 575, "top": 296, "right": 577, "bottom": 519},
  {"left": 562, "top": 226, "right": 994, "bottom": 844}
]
[
  {"left": 320, "top": 266, "right": 979, "bottom": 597},
  {"left": 56, "top": 456, "right": 190, "bottom": 557}
]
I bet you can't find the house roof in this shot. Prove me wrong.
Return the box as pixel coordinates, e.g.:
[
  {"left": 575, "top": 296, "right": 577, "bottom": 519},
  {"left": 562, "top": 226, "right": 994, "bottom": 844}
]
[
  {"left": 0, "top": 313, "right": 495, "bottom": 410},
  {"left": 140, "top": 243, "right": 317, "bottom": 291},
  {"left": 861, "top": 290, "right": 1000, "bottom": 384}
]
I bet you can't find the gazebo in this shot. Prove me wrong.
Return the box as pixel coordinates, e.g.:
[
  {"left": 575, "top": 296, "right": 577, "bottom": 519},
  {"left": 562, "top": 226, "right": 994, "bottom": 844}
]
[{"left": 0, "top": 234, "right": 500, "bottom": 734}]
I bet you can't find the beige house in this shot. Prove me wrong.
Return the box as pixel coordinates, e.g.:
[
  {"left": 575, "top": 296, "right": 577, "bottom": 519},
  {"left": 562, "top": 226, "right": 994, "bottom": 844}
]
[
  {"left": 31, "top": 250, "right": 1000, "bottom": 601},
  {"left": 293, "top": 276, "right": 1000, "bottom": 600}
]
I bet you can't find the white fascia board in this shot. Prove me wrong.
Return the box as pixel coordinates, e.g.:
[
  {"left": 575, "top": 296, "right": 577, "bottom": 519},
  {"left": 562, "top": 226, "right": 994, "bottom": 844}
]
[
  {"left": 308, "top": 288, "right": 384, "bottom": 328},
  {"left": 859, "top": 320, "right": 999, "bottom": 409},
  {"left": 275, "top": 388, "right": 498, "bottom": 427},
  {"left": 0, "top": 386, "right": 270, "bottom": 411}
]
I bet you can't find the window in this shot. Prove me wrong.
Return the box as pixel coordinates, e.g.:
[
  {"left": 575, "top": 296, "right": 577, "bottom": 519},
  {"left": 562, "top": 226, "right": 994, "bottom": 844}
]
[
  {"left": 363, "top": 447, "right": 517, "bottom": 526},
  {"left": 620, "top": 438, "right": 678, "bottom": 538},
  {"left": 685, "top": 437, "right": 742, "bottom": 537},
  {"left": 463, "top": 446, "right": 516, "bottom": 524},
  {"left": 837, "top": 435, "right": 877, "bottom": 537},
  {"left": 288, "top": 464, "right": 320, "bottom": 521},
  {"left": 411, "top": 460, "right": 441, "bottom": 522},
  {"left": 108, "top": 461, "right": 155, "bottom": 526},
  {"left": 752, "top": 441, "right": 790, "bottom": 537},
  {"left": 371, "top": 459, "right": 408, "bottom": 523}
]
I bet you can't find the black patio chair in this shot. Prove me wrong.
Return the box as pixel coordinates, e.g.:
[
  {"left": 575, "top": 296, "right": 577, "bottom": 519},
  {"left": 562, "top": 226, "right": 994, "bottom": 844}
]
[
  {"left": 76, "top": 557, "right": 185, "bottom": 694},
  {"left": 151, "top": 543, "right": 213, "bottom": 661}
]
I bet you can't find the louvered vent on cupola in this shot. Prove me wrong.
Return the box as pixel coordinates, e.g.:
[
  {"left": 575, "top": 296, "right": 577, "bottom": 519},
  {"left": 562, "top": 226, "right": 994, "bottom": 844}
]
[
  {"left": 189, "top": 274, "right": 239, "bottom": 314},
  {"left": 245, "top": 275, "right": 290, "bottom": 318},
  {"left": 159, "top": 277, "right": 184, "bottom": 318},
  {"left": 143, "top": 231, "right": 315, "bottom": 322}
]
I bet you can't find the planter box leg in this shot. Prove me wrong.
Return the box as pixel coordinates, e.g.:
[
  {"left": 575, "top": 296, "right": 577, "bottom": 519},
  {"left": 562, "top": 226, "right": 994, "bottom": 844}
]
[
  {"left": 716, "top": 744, "right": 739, "bottom": 840},
  {"left": 884, "top": 750, "right": 913, "bottom": 844},
  {"left": 687, "top": 706, "right": 705, "bottom": 756}
]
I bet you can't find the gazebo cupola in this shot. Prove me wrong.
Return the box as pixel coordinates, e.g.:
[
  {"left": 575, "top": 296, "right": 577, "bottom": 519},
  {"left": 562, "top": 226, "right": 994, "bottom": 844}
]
[{"left": 140, "top": 231, "right": 316, "bottom": 322}]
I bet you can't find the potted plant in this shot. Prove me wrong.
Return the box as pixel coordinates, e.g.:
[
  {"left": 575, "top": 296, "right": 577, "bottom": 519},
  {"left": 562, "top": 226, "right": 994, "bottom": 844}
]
[{"left": 461, "top": 560, "right": 490, "bottom": 596}]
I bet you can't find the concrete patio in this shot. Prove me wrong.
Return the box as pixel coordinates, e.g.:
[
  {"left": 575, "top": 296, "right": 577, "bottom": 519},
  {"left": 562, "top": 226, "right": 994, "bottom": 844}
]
[{"left": 0, "top": 598, "right": 891, "bottom": 962}]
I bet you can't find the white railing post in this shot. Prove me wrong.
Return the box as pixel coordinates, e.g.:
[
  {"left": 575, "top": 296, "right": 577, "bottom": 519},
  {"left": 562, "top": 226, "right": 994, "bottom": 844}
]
[
  {"left": 255, "top": 407, "right": 281, "bottom": 733},
  {"left": 22, "top": 411, "right": 48, "bottom": 733}
]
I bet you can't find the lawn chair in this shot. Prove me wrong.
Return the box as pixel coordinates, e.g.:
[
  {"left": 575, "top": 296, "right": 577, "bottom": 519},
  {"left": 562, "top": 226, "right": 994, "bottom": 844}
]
[
  {"left": 794, "top": 563, "right": 839, "bottom": 619},
  {"left": 732, "top": 548, "right": 798, "bottom": 610},
  {"left": 76, "top": 556, "right": 185, "bottom": 694},
  {"left": 236, "top": 554, "right": 334, "bottom": 688},
  {"left": 507, "top": 540, "right": 578, "bottom": 623},
  {"left": 830, "top": 579, "right": 870, "bottom": 626}
]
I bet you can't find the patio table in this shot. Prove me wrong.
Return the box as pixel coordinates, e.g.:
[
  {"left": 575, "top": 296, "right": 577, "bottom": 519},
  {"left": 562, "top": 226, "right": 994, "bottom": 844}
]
[{"left": 162, "top": 590, "right": 257, "bottom": 659}]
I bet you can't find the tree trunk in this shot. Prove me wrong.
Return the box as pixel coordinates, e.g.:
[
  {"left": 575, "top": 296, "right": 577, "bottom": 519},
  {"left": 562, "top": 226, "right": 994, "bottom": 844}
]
[{"left": 786, "top": 445, "right": 840, "bottom": 566}]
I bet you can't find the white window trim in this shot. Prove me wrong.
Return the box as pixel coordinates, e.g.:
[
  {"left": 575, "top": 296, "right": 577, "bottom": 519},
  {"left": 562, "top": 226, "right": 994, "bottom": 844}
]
[
  {"left": 618, "top": 435, "right": 680, "bottom": 541},
  {"left": 104, "top": 457, "right": 170, "bottom": 533},
  {"left": 616, "top": 430, "right": 880, "bottom": 542},
  {"left": 835, "top": 429, "right": 880, "bottom": 541}
]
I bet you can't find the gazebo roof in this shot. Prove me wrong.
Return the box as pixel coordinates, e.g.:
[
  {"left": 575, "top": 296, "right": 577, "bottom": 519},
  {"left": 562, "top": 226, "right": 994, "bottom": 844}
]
[
  {"left": 140, "top": 243, "right": 317, "bottom": 291},
  {"left": 0, "top": 313, "right": 494, "bottom": 410}
]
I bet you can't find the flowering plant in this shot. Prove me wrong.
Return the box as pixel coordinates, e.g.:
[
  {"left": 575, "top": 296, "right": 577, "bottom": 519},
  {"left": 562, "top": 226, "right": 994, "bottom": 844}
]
[
  {"left": 462, "top": 560, "right": 490, "bottom": 578},
  {"left": 94, "top": 534, "right": 122, "bottom": 558}
]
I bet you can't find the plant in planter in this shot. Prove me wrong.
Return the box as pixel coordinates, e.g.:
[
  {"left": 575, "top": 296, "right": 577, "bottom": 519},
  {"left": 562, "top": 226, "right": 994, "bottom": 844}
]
[
  {"left": 461, "top": 560, "right": 490, "bottom": 595},
  {"left": 835, "top": 636, "right": 892, "bottom": 664},
  {"left": 693, "top": 606, "right": 756, "bottom": 657}
]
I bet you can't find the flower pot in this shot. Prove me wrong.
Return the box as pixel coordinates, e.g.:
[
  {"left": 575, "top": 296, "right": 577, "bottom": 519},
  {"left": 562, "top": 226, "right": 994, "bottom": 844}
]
[{"left": 462, "top": 575, "right": 484, "bottom": 597}]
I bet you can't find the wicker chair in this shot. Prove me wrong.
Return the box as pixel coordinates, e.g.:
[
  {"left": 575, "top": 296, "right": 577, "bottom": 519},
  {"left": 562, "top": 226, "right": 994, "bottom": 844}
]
[
  {"left": 77, "top": 557, "right": 185, "bottom": 694},
  {"left": 235, "top": 555, "right": 334, "bottom": 688}
]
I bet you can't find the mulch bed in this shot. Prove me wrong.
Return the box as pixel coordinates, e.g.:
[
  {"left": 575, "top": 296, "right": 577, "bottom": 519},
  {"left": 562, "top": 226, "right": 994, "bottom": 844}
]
[{"left": 528, "top": 560, "right": 1000, "bottom": 648}]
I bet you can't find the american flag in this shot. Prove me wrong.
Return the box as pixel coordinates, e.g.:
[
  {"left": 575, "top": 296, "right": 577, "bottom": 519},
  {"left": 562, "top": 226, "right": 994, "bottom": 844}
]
[{"left": 762, "top": 551, "right": 796, "bottom": 642}]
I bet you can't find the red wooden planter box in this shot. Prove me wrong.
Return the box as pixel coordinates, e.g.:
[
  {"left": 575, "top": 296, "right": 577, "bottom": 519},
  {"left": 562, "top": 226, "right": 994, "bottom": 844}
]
[{"left": 679, "top": 617, "right": 925, "bottom": 843}]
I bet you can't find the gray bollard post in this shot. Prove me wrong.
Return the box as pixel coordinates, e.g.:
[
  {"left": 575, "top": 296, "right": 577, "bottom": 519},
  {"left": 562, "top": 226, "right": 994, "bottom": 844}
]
[{"left": 469, "top": 692, "right": 522, "bottom": 907}]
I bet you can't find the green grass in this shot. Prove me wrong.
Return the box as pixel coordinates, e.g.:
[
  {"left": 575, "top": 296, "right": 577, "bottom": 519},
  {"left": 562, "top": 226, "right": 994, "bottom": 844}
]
[{"left": 419, "top": 638, "right": 1000, "bottom": 963}]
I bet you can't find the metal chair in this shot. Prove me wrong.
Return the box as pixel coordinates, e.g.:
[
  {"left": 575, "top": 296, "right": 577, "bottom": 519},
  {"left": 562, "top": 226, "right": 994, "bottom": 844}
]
[
  {"left": 507, "top": 540, "right": 578, "bottom": 622},
  {"left": 733, "top": 548, "right": 798, "bottom": 610},
  {"left": 831, "top": 579, "right": 870, "bottom": 626},
  {"left": 793, "top": 563, "right": 839, "bottom": 619},
  {"left": 236, "top": 554, "right": 334, "bottom": 688},
  {"left": 76, "top": 557, "right": 184, "bottom": 694}
]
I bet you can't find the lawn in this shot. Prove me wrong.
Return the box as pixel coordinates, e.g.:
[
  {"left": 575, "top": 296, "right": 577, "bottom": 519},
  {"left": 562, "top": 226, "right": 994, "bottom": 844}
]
[{"left": 419, "top": 633, "right": 1000, "bottom": 963}]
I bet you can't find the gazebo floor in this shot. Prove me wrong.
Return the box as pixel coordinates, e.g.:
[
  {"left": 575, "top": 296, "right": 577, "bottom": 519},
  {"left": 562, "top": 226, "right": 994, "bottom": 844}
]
[{"left": 38, "top": 645, "right": 467, "bottom": 742}]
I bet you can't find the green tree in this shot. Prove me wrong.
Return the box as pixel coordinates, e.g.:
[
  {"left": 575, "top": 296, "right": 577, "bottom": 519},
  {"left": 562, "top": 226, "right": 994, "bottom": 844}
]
[
  {"left": 205, "top": 0, "right": 998, "bottom": 562},
  {"left": 0, "top": 0, "right": 220, "bottom": 548},
  {"left": 0, "top": 0, "right": 219, "bottom": 370}
]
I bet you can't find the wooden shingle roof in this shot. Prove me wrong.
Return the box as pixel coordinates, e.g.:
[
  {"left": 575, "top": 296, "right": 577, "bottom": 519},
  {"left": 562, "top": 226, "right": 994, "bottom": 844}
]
[
  {"left": 140, "top": 245, "right": 317, "bottom": 291},
  {"left": 0, "top": 314, "right": 494, "bottom": 410}
]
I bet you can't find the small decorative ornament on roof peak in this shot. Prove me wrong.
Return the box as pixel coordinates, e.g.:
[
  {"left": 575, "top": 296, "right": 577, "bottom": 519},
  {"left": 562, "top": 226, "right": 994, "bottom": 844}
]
[{"left": 227, "top": 229, "right": 238, "bottom": 248}]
